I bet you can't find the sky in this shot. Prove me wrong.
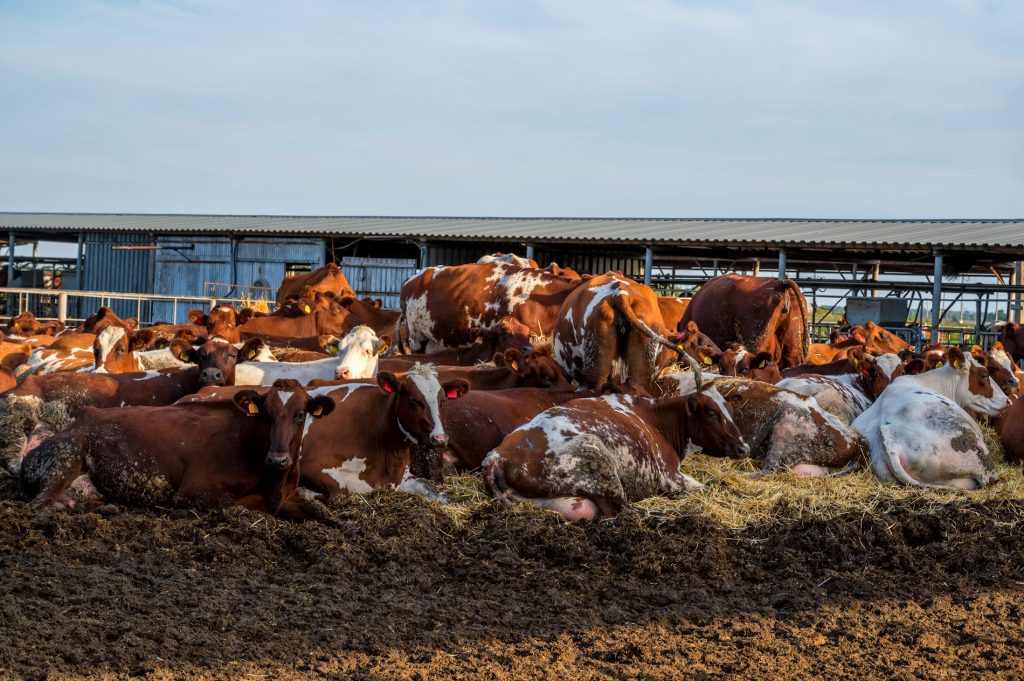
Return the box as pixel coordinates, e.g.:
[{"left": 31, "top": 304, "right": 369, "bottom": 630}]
[{"left": 0, "top": 0, "right": 1022, "bottom": 219}]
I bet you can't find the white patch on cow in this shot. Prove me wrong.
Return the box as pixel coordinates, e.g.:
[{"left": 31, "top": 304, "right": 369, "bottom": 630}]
[
  {"left": 234, "top": 327, "right": 381, "bottom": 386},
  {"left": 94, "top": 326, "right": 126, "bottom": 368},
  {"left": 875, "top": 353, "right": 903, "bottom": 380},
  {"left": 581, "top": 280, "right": 627, "bottom": 327},
  {"left": 132, "top": 371, "right": 165, "bottom": 381},
  {"left": 403, "top": 292, "right": 438, "bottom": 350},
  {"left": 989, "top": 346, "right": 1016, "bottom": 373},
  {"left": 407, "top": 363, "right": 445, "bottom": 441},
  {"left": 776, "top": 375, "right": 872, "bottom": 424},
  {"left": 323, "top": 458, "right": 374, "bottom": 494},
  {"left": 333, "top": 326, "right": 381, "bottom": 379}
]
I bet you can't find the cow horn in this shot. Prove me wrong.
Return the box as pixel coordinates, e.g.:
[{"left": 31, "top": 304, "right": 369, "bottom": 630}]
[{"left": 679, "top": 349, "right": 704, "bottom": 390}]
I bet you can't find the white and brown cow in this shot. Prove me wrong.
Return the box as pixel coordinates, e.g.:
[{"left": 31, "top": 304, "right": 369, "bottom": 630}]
[
  {"left": 481, "top": 387, "right": 749, "bottom": 520},
  {"left": 399, "top": 262, "right": 585, "bottom": 352},
  {"left": 776, "top": 351, "right": 904, "bottom": 424},
  {"left": 233, "top": 326, "right": 385, "bottom": 385},
  {"left": 852, "top": 347, "right": 1009, "bottom": 489},
  {"left": 657, "top": 374, "right": 867, "bottom": 476},
  {"left": 553, "top": 272, "right": 700, "bottom": 393}
]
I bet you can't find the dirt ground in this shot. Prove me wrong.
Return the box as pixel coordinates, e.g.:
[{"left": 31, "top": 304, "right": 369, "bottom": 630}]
[{"left": 2, "top": 469, "right": 1024, "bottom": 681}]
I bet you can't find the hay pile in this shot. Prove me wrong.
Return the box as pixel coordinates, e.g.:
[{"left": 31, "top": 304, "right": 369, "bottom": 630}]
[{"left": 430, "top": 424, "right": 1024, "bottom": 532}]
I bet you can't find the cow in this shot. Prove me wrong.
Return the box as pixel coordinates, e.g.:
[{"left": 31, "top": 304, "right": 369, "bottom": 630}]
[
  {"left": 388, "top": 317, "right": 533, "bottom": 366},
  {"left": 234, "top": 326, "right": 385, "bottom": 385},
  {"left": 656, "top": 374, "right": 867, "bottom": 476},
  {"left": 668, "top": 321, "right": 722, "bottom": 369},
  {"left": 0, "top": 339, "right": 32, "bottom": 371},
  {"left": 275, "top": 263, "right": 355, "bottom": 306},
  {"left": 481, "top": 387, "right": 749, "bottom": 520},
  {"left": 478, "top": 253, "right": 539, "bottom": 269},
  {"left": 657, "top": 296, "right": 691, "bottom": 333},
  {"left": 776, "top": 351, "right": 904, "bottom": 424},
  {"left": 0, "top": 340, "right": 257, "bottom": 475},
  {"left": 299, "top": 364, "right": 469, "bottom": 495},
  {"left": 20, "top": 385, "right": 335, "bottom": 516},
  {"left": 553, "top": 272, "right": 702, "bottom": 392},
  {"left": 69, "top": 307, "right": 133, "bottom": 335},
  {"left": 186, "top": 304, "right": 242, "bottom": 343},
  {"left": 399, "top": 262, "right": 586, "bottom": 352},
  {"left": 6, "top": 312, "right": 65, "bottom": 337},
  {"left": 970, "top": 344, "right": 1020, "bottom": 396},
  {"left": 852, "top": 348, "right": 1009, "bottom": 489},
  {"left": 996, "top": 323, "right": 1024, "bottom": 363},
  {"left": 716, "top": 345, "right": 782, "bottom": 383},
  {"left": 241, "top": 291, "right": 351, "bottom": 339},
  {"left": 335, "top": 295, "right": 400, "bottom": 338},
  {"left": 680, "top": 274, "right": 809, "bottom": 368},
  {"left": 805, "top": 336, "right": 866, "bottom": 365},
  {"left": 380, "top": 348, "right": 571, "bottom": 391},
  {"left": 860, "top": 321, "right": 912, "bottom": 355},
  {"left": 997, "top": 397, "right": 1024, "bottom": 466},
  {"left": 23, "top": 333, "right": 101, "bottom": 375},
  {"left": 95, "top": 327, "right": 275, "bottom": 375}
]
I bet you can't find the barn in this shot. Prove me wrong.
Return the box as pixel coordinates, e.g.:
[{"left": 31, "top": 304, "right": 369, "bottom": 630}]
[{"left": 0, "top": 212, "right": 1022, "bottom": 345}]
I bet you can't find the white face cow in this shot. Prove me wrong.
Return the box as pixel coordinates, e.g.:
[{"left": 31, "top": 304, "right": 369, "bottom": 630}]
[{"left": 331, "top": 325, "right": 388, "bottom": 380}]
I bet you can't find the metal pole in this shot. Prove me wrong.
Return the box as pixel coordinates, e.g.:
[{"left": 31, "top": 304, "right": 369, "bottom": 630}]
[
  {"left": 643, "top": 247, "right": 653, "bottom": 286},
  {"left": 57, "top": 292, "right": 68, "bottom": 323},
  {"left": 931, "top": 250, "right": 943, "bottom": 340},
  {"left": 76, "top": 233, "right": 85, "bottom": 289},
  {"left": 6, "top": 232, "right": 14, "bottom": 287},
  {"left": 525, "top": 243, "right": 535, "bottom": 261},
  {"left": 871, "top": 262, "right": 880, "bottom": 298},
  {"left": 777, "top": 249, "right": 787, "bottom": 280},
  {"left": 418, "top": 239, "right": 428, "bottom": 270},
  {"left": 1014, "top": 262, "right": 1023, "bottom": 324},
  {"left": 752, "top": 258, "right": 760, "bottom": 277}
]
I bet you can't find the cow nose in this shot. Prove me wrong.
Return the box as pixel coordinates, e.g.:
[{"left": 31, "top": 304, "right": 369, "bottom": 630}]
[
  {"left": 335, "top": 366, "right": 351, "bottom": 380},
  {"left": 736, "top": 442, "right": 751, "bottom": 457},
  {"left": 200, "top": 368, "right": 224, "bottom": 385},
  {"left": 431, "top": 433, "right": 449, "bottom": 446},
  {"left": 265, "top": 451, "right": 290, "bottom": 468}
]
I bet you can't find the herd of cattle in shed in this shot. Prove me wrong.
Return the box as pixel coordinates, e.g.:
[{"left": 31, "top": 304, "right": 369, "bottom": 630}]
[{"left": 1, "top": 254, "right": 1024, "bottom": 521}]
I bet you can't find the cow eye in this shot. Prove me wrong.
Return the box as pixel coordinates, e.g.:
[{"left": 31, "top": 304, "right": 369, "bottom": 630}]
[{"left": 409, "top": 398, "right": 423, "bottom": 408}]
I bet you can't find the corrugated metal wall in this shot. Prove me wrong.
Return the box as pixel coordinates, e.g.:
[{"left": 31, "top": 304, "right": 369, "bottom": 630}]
[
  {"left": 338, "top": 256, "right": 418, "bottom": 309},
  {"left": 424, "top": 243, "right": 644, "bottom": 278},
  {"left": 80, "top": 232, "right": 156, "bottom": 320},
  {"left": 151, "top": 236, "right": 323, "bottom": 322}
]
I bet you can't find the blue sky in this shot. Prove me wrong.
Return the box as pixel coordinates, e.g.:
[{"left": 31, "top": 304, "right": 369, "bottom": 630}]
[{"left": 1, "top": 0, "right": 1021, "bottom": 218}]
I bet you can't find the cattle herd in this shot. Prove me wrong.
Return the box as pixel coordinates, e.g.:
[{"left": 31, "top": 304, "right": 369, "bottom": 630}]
[{"left": 1, "top": 254, "right": 1024, "bottom": 522}]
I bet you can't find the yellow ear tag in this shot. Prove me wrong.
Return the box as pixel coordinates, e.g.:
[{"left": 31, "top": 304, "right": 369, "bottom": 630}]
[
  {"left": 179, "top": 353, "right": 189, "bottom": 361},
  {"left": 758, "top": 359, "right": 766, "bottom": 368},
  {"left": 328, "top": 345, "right": 338, "bottom": 355},
  {"left": 950, "top": 360, "right": 957, "bottom": 368},
  {"left": 379, "top": 343, "right": 389, "bottom": 354},
  {"left": 703, "top": 356, "right": 712, "bottom": 365},
  {"left": 312, "top": 405, "right": 323, "bottom": 417},
  {"left": 303, "top": 305, "right": 311, "bottom": 314},
  {"left": 247, "top": 402, "right": 259, "bottom": 415},
  {"left": 510, "top": 360, "right": 520, "bottom": 371},
  {"left": 247, "top": 350, "right": 255, "bottom": 359},
  {"left": 676, "top": 345, "right": 685, "bottom": 353}
]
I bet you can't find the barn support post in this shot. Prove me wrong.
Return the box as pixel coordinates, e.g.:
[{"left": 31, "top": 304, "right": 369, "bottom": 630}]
[
  {"left": 931, "top": 250, "right": 943, "bottom": 340},
  {"left": 75, "top": 233, "right": 85, "bottom": 289},
  {"left": 57, "top": 292, "right": 68, "bottom": 323},
  {"left": 6, "top": 231, "right": 14, "bottom": 287},
  {"left": 644, "top": 246, "right": 653, "bottom": 286},
  {"left": 1014, "top": 262, "right": 1023, "bottom": 324},
  {"left": 417, "top": 239, "right": 428, "bottom": 270},
  {"left": 871, "top": 262, "right": 880, "bottom": 297},
  {"left": 525, "top": 243, "right": 535, "bottom": 261},
  {"left": 752, "top": 258, "right": 760, "bottom": 277},
  {"left": 777, "top": 249, "right": 787, "bottom": 280}
]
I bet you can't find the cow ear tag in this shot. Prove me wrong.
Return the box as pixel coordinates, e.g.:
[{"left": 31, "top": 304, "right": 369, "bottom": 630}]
[
  {"left": 938, "top": 361, "right": 946, "bottom": 368},
  {"left": 383, "top": 383, "right": 394, "bottom": 393},
  {"left": 303, "top": 305, "right": 311, "bottom": 314},
  {"left": 950, "top": 360, "right": 957, "bottom": 369},
  {"left": 676, "top": 345, "right": 685, "bottom": 353},
  {"left": 328, "top": 345, "right": 338, "bottom": 355},
  {"left": 380, "top": 342, "right": 389, "bottom": 354},
  {"left": 312, "top": 405, "right": 324, "bottom": 416},
  {"left": 247, "top": 350, "right": 256, "bottom": 359},
  {"left": 247, "top": 402, "right": 259, "bottom": 415},
  {"left": 447, "top": 389, "right": 458, "bottom": 398},
  {"left": 179, "top": 353, "right": 189, "bottom": 361},
  {"left": 758, "top": 359, "right": 766, "bottom": 368},
  {"left": 510, "top": 360, "right": 520, "bottom": 371},
  {"left": 703, "top": 356, "right": 712, "bottom": 365}
]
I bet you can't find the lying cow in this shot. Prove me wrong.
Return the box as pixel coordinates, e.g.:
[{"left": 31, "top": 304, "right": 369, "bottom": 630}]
[
  {"left": 387, "top": 317, "right": 533, "bottom": 366},
  {"left": 234, "top": 326, "right": 384, "bottom": 385},
  {"left": 0, "top": 339, "right": 257, "bottom": 475},
  {"left": 21, "top": 385, "right": 334, "bottom": 516},
  {"left": 378, "top": 348, "right": 571, "bottom": 391},
  {"left": 852, "top": 348, "right": 1009, "bottom": 489},
  {"left": 657, "top": 374, "right": 867, "bottom": 476},
  {"left": 299, "top": 364, "right": 469, "bottom": 495},
  {"left": 776, "top": 351, "right": 903, "bottom": 424},
  {"left": 481, "top": 387, "right": 749, "bottom": 520}
]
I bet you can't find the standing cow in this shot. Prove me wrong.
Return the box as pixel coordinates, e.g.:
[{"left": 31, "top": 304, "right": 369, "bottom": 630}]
[{"left": 681, "top": 274, "right": 809, "bottom": 368}]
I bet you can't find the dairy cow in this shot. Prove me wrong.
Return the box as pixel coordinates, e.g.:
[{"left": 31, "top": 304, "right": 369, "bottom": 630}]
[
  {"left": 776, "top": 351, "right": 904, "bottom": 423},
  {"left": 275, "top": 263, "right": 355, "bottom": 306}
]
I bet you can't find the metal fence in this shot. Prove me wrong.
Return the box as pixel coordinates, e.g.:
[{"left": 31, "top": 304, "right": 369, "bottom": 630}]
[{"left": 0, "top": 287, "right": 242, "bottom": 326}]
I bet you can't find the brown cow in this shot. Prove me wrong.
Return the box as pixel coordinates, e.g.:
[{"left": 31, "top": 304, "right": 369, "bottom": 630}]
[
  {"left": 657, "top": 296, "right": 691, "bottom": 332},
  {"left": 24, "top": 333, "right": 99, "bottom": 375},
  {"left": 299, "top": 365, "right": 469, "bottom": 495},
  {"left": 716, "top": 345, "right": 782, "bottom": 383},
  {"left": 998, "top": 396, "right": 1024, "bottom": 465},
  {"left": 187, "top": 304, "right": 241, "bottom": 343},
  {"left": 860, "top": 321, "right": 911, "bottom": 355},
  {"left": 387, "top": 317, "right": 533, "bottom": 367},
  {"left": 482, "top": 387, "right": 749, "bottom": 520},
  {"left": 276, "top": 263, "right": 355, "bottom": 306},
  {"left": 377, "top": 348, "right": 570, "bottom": 391},
  {"left": 240, "top": 292, "right": 352, "bottom": 339},
  {"left": 553, "top": 272, "right": 699, "bottom": 392},
  {"left": 6, "top": 312, "right": 65, "bottom": 337},
  {"left": 399, "top": 262, "right": 585, "bottom": 352},
  {"left": 0, "top": 339, "right": 32, "bottom": 371},
  {"left": 20, "top": 385, "right": 334, "bottom": 516},
  {"left": 681, "top": 274, "right": 809, "bottom": 368},
  {"left": 335, "top": 295, "right": 400, "bottom": 337},
  {"left": 805, "top": 336, "right": 866, "bottom": 365},
  {"left": 69, "top": 307, "right": 132, "bottom": 335}
]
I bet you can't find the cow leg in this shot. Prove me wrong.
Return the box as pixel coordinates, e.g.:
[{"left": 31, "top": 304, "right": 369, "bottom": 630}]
[
  {"left": 22, "top": 436, "right": 87, "bottom": 509},
  {"left": 584, "top": 312, "right": 618, "bottom": 389},
  {"left": 525, "top": 496, "right": 601, "bottom": 521}
]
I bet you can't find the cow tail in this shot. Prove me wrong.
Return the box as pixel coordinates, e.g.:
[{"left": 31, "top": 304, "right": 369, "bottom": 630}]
[
  {"left": 482, "top": 454, "right": 512, "bottom": 503},
  {"left": 610, "top": 295, "right": 704, "bottom": 389},
  {"left": 789, "top": 279, "right": 810, "bottom": 359}
]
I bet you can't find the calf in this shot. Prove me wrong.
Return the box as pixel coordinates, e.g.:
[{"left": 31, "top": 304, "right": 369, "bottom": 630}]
[
  {"left": 21, "top": 386, "right": 334, "bottom": 515},
  {"left": 7, "top": 312, "right": 65, "bottom": 337},
  {"left": 716, "top": 345, "right": 782, "bottom": 383},
  {"left": 387, "top": 319, "right": 533, "bottom": 367},
  {"left": 657, "top": 374, "right": 867, "bottom": 476},
  {"left": 776, "top": 352, "right": 904, "bottom": 424},
  {"left": 234, "top": 326, "right": 384, "bottom": 385},
  {"left": 852, "top": 348, "right": 1009, "bottom": 489},
  {"left": 300, "top": 364, "right": 469, "bottom": 495},
  {"left": 481, "top": 388, "right": 749, "bottom": 520},
  {"left": 379, "top": 348, "right": 571, "bottom": 391}
]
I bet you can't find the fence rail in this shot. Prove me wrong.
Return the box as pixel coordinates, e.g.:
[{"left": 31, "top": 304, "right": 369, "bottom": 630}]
[{"left": 1, "top": 287, "right": 244, "bottom": 326}]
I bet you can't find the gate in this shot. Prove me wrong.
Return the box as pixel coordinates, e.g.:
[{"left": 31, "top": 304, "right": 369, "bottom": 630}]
[{"left": 337, "top": 257, "right": 417, "bottom": 310}]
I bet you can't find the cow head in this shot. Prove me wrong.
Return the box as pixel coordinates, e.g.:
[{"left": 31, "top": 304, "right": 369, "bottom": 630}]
[
  {"left": 864, "top": 321, "right": 911, "bottom": 354},
  {"left": 77, "top": 307, "right": 126, "bottom": 335},
  {"left": 377, "top": 364, "right": 469, "bottom": 447},
  {"left": 847, "top": 348, "right": 902, "bottom": 399},
  {"left": 233, "top": 386, "right": 335, "bottom": 469},
  {"left": 93, "top": 326, "right": 156, "bottom": 373},
  {"left": 170, "top": 337, "right": 267, "bottom": 386},
  {"left": 329, "top": 326, "right": 389, "bottom": 379},
  {"left": 998, "top": 323, "right": 1024, "bottom": 363},
  {"left": 670, "top": 321, "right": 722, "bottom": 368},
  {"left": 493, "top": 347, "right": 572, "bottom": 389},
  {"left": 945, "top": 347, "right": 1010, "bottom": 416},
  {"left": 737, "top": 351, "right": 781, "bottom": 384},
  {"left": 681, "top": 387, "right": 749, "bottom": 459}
]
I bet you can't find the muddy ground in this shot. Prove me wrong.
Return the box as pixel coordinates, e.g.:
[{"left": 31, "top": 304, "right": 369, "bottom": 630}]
[{"left": 1, "top": 472, "right": 1023, "bottom": 680}]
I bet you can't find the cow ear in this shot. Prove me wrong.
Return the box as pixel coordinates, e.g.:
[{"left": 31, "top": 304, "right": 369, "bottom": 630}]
[
  {"left": 233, "top": 390, "right": 266, "bottom": 416},
  {"left": 238, "top": 338, "right": 264, "bottom": 361},
  {"left": 491, "top": 352, "right": 506, "bottom": 367},
  {"left": 306, "top": 395, "right": 335, "bottom": 418},
  {"left": 947, "top": 347, "right": 967, "bottom": 370},
  {"left": 378, "top": 372, "right": 401, "bottom": 394},
  {"left": 130, "top": 329, "right": 154, "bottom": 350},
  {"left": 187, "top": 309, "right": 207, "bottom": 326},
  {"left": 905, "top": 358, "right": 926, "bottom": 375},
  {"left": 237, "top": 307, "right": 256, "bottom": 325},
  {"left": 504, "top": 349, "right": 526, "bottom": 373},
  {"left": 372, "top": 298, "right": 383, "bottom": 309},
  {"left": 685, "top": 394, "right": 699, "bottom": 416},
  {"left": 442, "top": 379, "right": 470, "bottom": 400},
  {"left": 168, "top": 339, "right": 197, "bottom": 364},
  {"left": 123, "top": 318, "right": 139, "bottom": 331},
  {"left": 299, "top": 298, "right": 315, "bottom": 315},
  {"left": 753, "top": 352, "right": 772, "bottom": 369},
  {"left": 338, "top": 296, "right": 356, "bottom": 311}
]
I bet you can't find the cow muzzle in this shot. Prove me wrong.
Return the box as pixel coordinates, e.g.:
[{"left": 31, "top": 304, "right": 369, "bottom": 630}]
[
  {"left": 430, "top": 433, "right": 449, "bottom": 447},
  {"left": 734, "top": 442, "right": 751, "bottom": 458},
  {"left": 335, "top": 366, "right": 351, "bottom": 380},
  {"left": 265, "top": 451, "right": 291, "bottom": 468},
  {"left": 200, "top": 368, "right": 225, "bottom": 385}
]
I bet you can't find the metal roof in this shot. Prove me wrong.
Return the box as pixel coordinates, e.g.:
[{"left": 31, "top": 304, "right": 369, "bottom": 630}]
[{"left": 1, "top": 212, "right": 1022, "bottom": 251}]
